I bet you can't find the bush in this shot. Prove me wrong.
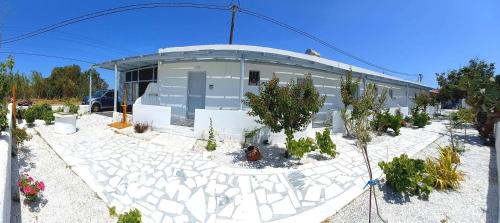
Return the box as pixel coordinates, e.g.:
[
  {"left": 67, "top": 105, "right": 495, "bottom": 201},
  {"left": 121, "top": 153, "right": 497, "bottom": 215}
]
[
  {"left": 64, "top": 102, "right": 79, "bottom": 114},
  {"left": 371, "top": 110, "right": 403, "bottom": 135},
  {"left": 206, "top": 118, "right": 216, "bottom": 151},
  {"left": 118, "top": 208, "right": 142, "bottom": 223},
  {"left": 32, "top": 104, "right": 52, "bottom": 118},
  {"left": 133, "top": 122, "right": 149, "bottom": 133},
  {"left": 24, "top": 108, "right": 35, "bottom": 125},
  {"left": 0, "top": 105, "right": 7, "bottom": 132},
  {"left": 378, "top": 154, "right": 434, "bottom": 198},
  {"left": 12, "top": 127, "right": 31, "bottom": 147},
  {"left": 287, "top": 137, "right": 314, "bottom": 162},
  {"left": 42, "top": 110, "right": 54, "bottom": 125},
  {"left": 412, "top": 110, "right": 430, "bottom": 128},
  {"left": 425, "top": 146, "right": 464, "bottom": 190},
  {"left": 313, "top": 128, "right": 336, "bottom": 158}
]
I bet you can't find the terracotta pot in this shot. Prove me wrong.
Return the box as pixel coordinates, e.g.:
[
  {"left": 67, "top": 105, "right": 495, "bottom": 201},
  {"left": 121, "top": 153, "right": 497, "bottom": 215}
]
[{"left": 246, "top": 146, "right": 261, "bottom": 161}]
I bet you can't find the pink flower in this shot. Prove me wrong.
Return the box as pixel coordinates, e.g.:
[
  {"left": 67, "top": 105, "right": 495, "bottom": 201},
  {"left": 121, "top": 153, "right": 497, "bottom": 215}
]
[
  {"left": 36, "top": 182, "right": 45, "bottom": 191},
  {"left": 22, "top": 186, "right": 31, "bottom": 194},
  {"left": 18, "top": 180, "right": 22, "bottom": 187},
  {"left": 28, "top": 177, "right": 33, "bottom": 182}
]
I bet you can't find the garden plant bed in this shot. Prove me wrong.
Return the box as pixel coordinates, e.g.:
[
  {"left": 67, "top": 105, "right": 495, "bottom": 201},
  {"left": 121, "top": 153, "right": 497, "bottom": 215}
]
[
  {"left": 10, "top": 124, "right": 114, "bottom": 223},
  {"left": 325, "top": 129, "right": 499, "bottom": 223}
]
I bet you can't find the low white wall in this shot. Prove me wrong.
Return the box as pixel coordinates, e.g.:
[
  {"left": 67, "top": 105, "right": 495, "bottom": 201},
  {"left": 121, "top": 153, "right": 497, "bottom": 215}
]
[
  {"left": 331, "top": 110, "right": 345, "bottom": 133},
  {"left": 133, "top": 104, "right": 171, "bottom": 131},
  {"left": 389, "top": 107, "right": 409, "bottom": 116},
  {"left": 78, "top": 105, "right": 90, "bottom": 115},
  {"left": 0, "top": 104, "right": 12, "bottom": 223},
  {"left": 194, "top": 109, "right": 315, "bottom": 144},
  {"left": 495, "top": 121, "right": 500, "bottom": 223},
  {"left": 194, "top": 109, "right": 262, "bottom": 142}
]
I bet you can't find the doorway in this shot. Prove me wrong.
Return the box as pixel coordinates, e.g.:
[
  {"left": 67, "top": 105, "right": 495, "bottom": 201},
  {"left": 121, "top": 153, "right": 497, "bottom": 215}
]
[{"left": 187, "top": 72, "right": 207, "bottom": 119}]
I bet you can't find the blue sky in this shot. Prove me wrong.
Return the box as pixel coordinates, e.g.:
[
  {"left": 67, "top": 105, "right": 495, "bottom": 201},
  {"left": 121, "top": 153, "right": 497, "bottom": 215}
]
[{"left": 1, "top": 0, "right": 499, "bottom": 88}]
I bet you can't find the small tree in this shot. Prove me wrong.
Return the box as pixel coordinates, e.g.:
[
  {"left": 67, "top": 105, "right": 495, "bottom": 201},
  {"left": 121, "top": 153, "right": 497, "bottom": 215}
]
[
  {"left": 206, "top": 118, "right": 217, "bottom": 151},
  {"left": 352, "top": 83, "right": 384, "bottom": 222},
  {"left": 455, "top": 108, "right": 474, "bottom": 140},
  {"left": 244, "top": 74, "right": 325, "bottom": 157},
  {"left": 340, "top": 70, "right": 359, "bottom": 136}
]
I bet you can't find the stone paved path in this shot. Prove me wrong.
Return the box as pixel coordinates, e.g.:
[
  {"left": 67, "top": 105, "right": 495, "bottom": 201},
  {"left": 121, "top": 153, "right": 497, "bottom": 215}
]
[{"left": 34, "top": 115, "right": 447, "bottom": 223}]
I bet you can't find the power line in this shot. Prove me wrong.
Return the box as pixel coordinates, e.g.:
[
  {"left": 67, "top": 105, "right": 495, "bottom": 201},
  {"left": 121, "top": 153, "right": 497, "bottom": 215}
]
[
  {"left": 1, "top": 3, "right": 230, "bottom": 45},
  {"left": 0, "top": 51, "right": 96, "bottom": 64},
  {"left": 238, "top": 7, "right": 417, "bottom": 77},
  {"left": 1, "top": 2, "right": 417, "bottom": 78}
]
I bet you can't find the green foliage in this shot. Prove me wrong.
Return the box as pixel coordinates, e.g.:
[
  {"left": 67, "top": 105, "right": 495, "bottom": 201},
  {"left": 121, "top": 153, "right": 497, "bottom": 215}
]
[
  {"left": 340, "top": 71, "right": 359, "bottom": 136},
  {"left": 411, "top": 110, "right": 430, "bottom": 128},
  {"left": 371, "top": 109, "right": 403, "bottom": 135},
  {"left": 206, "top": 118, "right": 216, "bottom": 151},
  {"left": 0, "top": 105, "right": 8, "bottom": 132},
  {"left": 244, "top": 74, "right": 325, "bottom": 156},
  {"left": 352, "top": 83, "right": 377, "bottom": 148},
  {"left": 108, "top": 206, "right": 118, "bottom": 217},
  {"left": 12, "top": 127, "right": 31, "bottom": 147},
  {"left": 414, "top": 92, "right": 435, "bottom": 112},
  {"left": 287, "top": 137, "right": 315, "bottom": 162},
  {"left": 117, "top": 208, "right": 142, "bottom": 223},
  {"left": 24, "top": 108, "right": 35, "bottom": 125},
  {"left": 425, "top": 146, "right": 464, "bottom": 190},
  {"left": 379, "top": 154, "right": 434, "bottom": 198},
  {"left": 313, "top": 128, "right": 336, "bottom": 158},
  {"left": 23, "top": 104, "right": 54, "bottom": 125},
  {"left": 455, "top": 108, "right": 474, "bottom": 125},
  {"left": 42, "top": 110, "right": 54, "bottom": 125},
  {"left": 64, "top": 102, "right": 79, "bottom": 114},
  {"left": 436, "top": 59, "right": 500, "bottom": 140}
]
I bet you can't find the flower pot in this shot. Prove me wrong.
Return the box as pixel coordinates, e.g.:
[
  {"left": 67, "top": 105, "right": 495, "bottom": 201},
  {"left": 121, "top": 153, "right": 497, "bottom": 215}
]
[{"left": 246, "top": 146, "right": 261, "bottom": 161}]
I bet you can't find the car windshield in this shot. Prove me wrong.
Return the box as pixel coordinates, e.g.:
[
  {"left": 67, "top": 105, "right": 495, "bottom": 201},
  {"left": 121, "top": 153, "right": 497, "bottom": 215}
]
[{"left": 92, "top": 90, "right": 107, "bottom": 98}]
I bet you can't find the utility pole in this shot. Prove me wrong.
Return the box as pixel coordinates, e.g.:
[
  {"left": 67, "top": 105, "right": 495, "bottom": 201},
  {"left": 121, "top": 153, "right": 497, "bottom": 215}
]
[{"left": 229, "top": 4, "right": 238, "bottom": 44}]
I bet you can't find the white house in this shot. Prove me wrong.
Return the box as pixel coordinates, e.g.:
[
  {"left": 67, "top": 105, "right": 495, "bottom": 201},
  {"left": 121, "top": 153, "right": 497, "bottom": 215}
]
[{"left": 95, "top": 44, "right": 431, "bottom": 140}]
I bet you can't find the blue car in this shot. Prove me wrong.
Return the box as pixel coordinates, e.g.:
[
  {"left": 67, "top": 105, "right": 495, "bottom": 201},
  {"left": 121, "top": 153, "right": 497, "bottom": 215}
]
[{"left": 82, "top": 89, "right": 116, "bottom": 112}]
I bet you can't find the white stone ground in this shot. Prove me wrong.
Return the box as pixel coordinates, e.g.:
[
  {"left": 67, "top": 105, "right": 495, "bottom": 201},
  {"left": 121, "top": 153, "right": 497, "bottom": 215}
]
[
  {"left": 326, "top": 129, "right": 499, "bottom": 223},
  {"left": 33, "top": 114, "right": 447, "bottom": 223},
  {"left": 10, "top": 123, "right": 114, "bottom": 223}
]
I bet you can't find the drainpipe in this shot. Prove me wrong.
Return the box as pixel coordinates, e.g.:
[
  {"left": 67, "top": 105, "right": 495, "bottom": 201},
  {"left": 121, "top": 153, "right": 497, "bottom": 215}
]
[
  {"left": 114, "top": 64, "right": 118, "bottom": 118},
  {"left": 239, "top": 57, "right": 245, "bottom": 110}
]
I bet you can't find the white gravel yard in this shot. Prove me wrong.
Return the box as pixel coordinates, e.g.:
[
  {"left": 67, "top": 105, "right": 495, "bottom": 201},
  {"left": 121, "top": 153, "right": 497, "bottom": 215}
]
[
  {"left": 325, "top": 129, "right": 499, "bottom": 223},
  {"left": 10, "top": 124, "right": 114, "bottom": 223}
]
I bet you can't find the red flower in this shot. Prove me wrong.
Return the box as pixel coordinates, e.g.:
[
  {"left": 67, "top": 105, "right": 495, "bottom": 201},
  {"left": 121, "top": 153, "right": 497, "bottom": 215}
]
[
  {"left": 22, "top": 186, "right": 31, "bottom": 194},
  {"left": 18, "top": 180, "right": 22, "bottom": 187},
  {"left": 36, "top": 181, "right": 45, "bottom": 191},
  {"left": 28, "top": 176, "right": 33, "bottom": 182}
]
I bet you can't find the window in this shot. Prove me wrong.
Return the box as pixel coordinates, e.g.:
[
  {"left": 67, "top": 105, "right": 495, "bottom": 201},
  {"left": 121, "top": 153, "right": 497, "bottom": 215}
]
[
  {"left": 104, "top": 91, "right": 114, "bottom": 98},
  {"left": 249, "top": 71, "right": 260, "bottom": 86},
  {"left": 389, "top": 89, "right": 394, "bottom": 99},
  {"left": 139, "top": 68, "right": 153, "bottom": 81},
  {"left": 132, "top": 71, "right": 139, "bottom": 81},
  {"left": 126, "top": 72, "right": 132, "bottom": 82}
]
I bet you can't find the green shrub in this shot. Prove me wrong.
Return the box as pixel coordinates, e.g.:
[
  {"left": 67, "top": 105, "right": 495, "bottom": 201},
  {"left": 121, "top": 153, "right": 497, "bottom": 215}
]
[
  {"left": 32, "top": 104, "right": 52, "bottom": 118},
  {"left": 0, "top": 105, "right": 7, "bottom": 132},
  {"left": 426, "top": 146, "right": 464, "bottom": 190},
  {"left": 108, "top": 206, "right": 118, "bottom": 217},
  {"left": 12, "top": 127, "right": 31, "bottom": 147},
  {"left": 287, "top": 137, "right": 314, "bottom": 162},
  {"left": 117, "top": 208, "right": 141, "bottom": 223},
  {"left": 371, "top": 110, "right": 403, "bottom": 135},
  {"left": 42, "top": 110, "right": 54, "bottom": 125},
  {"left": 390, "top": 110, "right": 403, "bottom": 135},
  {"left": 24, "top": 109, "right": 36, "bottom": 125},
  {"left": 313, "top": 128, "right": 336, "bottom": 158},
  {"left": 65, "top": 102, "right": 79, "bottom": 114},
  {"left": 16, "top": 108, "right": 24, "bottom": 120},
  {"left": 378, "top": 154, "right": 434, "bottom": 198},
  {"left": 412, "top": 110, "right": 430, "bottom": 128},
  {"left": 206, "top": 118, "right": 216, "bottom": 151}
]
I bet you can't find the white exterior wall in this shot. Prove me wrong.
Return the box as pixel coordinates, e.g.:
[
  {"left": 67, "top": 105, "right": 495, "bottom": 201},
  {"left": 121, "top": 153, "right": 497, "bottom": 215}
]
[{"left": 153, "top": 60, "right": 428, "bottom": 125}]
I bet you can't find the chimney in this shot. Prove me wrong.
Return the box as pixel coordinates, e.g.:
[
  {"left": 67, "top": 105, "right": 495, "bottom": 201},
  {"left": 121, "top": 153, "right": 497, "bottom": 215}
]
[{"left": 305, "top": 49, "right": 320, "bottom": 57}]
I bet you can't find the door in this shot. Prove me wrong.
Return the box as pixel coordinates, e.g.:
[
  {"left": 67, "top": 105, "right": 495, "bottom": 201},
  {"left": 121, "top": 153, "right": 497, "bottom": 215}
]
[{"left": 187, "top": 72, "right": 207, "bottom": 119}]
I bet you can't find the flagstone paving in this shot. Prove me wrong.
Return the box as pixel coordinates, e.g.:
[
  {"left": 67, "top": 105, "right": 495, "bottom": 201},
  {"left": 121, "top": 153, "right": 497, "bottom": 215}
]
[{"left": 34, "top": 115, "right": 447, "bottom": 223}]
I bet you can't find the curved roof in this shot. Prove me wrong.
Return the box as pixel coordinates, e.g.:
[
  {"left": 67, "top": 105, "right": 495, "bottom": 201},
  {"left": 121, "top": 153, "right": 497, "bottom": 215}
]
[{"left": 95, "top": 44, "right": 430, "bottom": 88}]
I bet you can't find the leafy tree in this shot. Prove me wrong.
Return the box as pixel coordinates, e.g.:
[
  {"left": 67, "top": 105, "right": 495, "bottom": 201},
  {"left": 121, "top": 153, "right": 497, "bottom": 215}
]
[
  {"left": 313, "top": 128, "right": 337, "bottom": 157},
  {"left": 244, "top": 74, "right": 325, "bottom": 157},
  {"left": 287, "top": 137, "right": 315, "bottom": 163},
  {"left": 340, "top": 70, "right": 359, "bottom": 136},
  {"left": 435, "top": 59, "right": 499, "bottom": 141}
]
